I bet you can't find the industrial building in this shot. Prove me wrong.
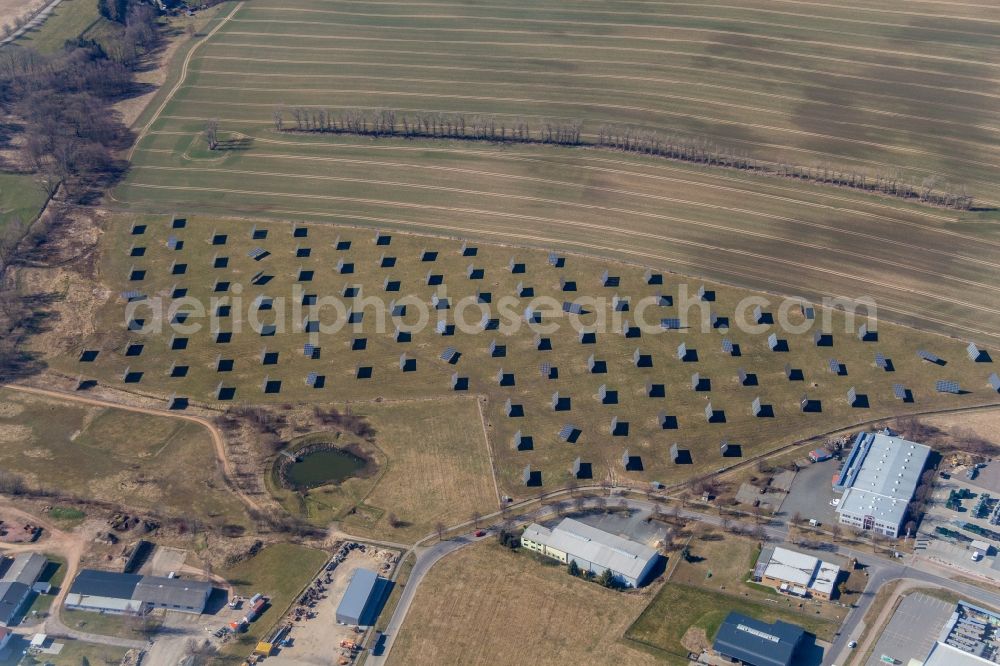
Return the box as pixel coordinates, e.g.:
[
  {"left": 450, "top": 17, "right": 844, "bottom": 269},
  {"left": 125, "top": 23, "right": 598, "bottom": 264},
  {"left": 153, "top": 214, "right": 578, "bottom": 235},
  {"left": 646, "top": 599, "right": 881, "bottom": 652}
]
[
  {"left": 833, "top": 430, "right": 931, "bottom": 537},
  {"left": 65, "top": 569, "right": 212, "bottom": 615},
  {"left": 1, "top": 553, "right": 47, "bottom": 590},
  {"left": 336, "top": 568, "right": 387, "bottom": 626},
  {"left": 912, "top": 601, "right": 1000, "bottom": 666},
  {"left": 752, "top": 546, "right": 840, "bottom": 601},
  {"left": 520, "top": 518, "right": 660, "bottom": 588},
  {"left": 0, "top": 581, "right": 31, "bottom": 627},
  {"left": 712, "top": 612, "right": 806, "bottom": 666}
]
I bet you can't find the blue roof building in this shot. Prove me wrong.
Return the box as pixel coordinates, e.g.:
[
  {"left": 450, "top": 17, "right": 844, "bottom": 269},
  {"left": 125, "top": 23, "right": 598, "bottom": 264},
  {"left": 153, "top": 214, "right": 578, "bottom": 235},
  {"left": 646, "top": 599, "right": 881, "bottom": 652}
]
[
  {"left": 712, "top": 612, "right": 805, "bottom": 666},
  {"left": 336, "top": 568, "right": 382, "bottom": 626}
]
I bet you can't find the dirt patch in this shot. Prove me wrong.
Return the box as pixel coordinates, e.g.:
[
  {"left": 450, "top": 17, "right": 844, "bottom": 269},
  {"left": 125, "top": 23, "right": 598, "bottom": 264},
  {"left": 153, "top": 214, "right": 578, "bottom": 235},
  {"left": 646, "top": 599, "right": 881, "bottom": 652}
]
[
  {"left": 14, "top": 207, "right": 110, "bottom": 359},
  {"left": 680, "top": 626, "right": 710, "bottom": 654},
  {"left": 922, "top": 409, "right": 1000, "bottom": 446},
  {"left": 90, "top": 470, "right": 164, "bottom": 504},
  {"left": 0, "top": 401, "right": 25, "bottom": 418},
  {"left": 21, "top": 446, "right": 53, "bottom": 460},
  {"left": 0, "top": 423, "right": 32, "bottom": 444}
]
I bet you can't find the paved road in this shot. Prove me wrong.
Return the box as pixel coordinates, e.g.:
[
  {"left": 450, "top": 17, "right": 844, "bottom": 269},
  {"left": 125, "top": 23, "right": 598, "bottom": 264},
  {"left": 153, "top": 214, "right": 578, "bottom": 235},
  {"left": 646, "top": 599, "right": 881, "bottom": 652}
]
[{"left": 367, "top": 493, "right": 1000, "bottom": 666}]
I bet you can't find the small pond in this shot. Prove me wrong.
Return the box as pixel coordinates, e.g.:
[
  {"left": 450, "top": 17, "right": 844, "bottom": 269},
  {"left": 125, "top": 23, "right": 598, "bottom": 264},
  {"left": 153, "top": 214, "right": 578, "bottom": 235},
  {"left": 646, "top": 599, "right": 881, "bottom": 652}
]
[{"left": 284, "top": 448, "right": 367, "bottom": 488}]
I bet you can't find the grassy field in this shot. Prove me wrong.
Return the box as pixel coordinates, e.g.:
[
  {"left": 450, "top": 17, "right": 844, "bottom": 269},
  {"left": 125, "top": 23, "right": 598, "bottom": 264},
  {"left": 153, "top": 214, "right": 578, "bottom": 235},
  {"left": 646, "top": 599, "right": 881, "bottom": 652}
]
[
  {"left": 0, "top": 388, "right": 249, "bottom": 528},
  {"left": 264, "top": 398, "right": 496, "bottom": 540},
  {"left": 13, "top": 0, "right": 103, "bottom": 53},
  {"left": 668, "top": 530, "right": 847, "bottom": 627},
  {"left": 39, "top": 639, "right": 129, "bottom": 666},
  {"left": 112, "top": 0, "right": 1000, "bottom": 343},
  {"left": 0, "top": 172, "right": 48, "bottom": 230},
  {"left": 220, "top": 543, "right": 329, "bottom": 657},
  {"left": 339, "top": 398, "right": 498, "bottom": 541},
  {"left": 624, "top": 580, "right": 837, "bottom": 663},
  {"left": 51, "top": 212, "right": 1000, "bottom": 496},
  {"left": 387, "top": 540, "right": 661, "bottom": 666}
]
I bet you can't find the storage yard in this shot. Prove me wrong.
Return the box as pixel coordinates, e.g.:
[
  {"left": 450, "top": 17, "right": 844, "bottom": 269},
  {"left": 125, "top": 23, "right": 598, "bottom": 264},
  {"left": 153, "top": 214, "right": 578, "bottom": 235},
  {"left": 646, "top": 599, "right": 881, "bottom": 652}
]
[{"left": 260, "top": 542, "right": 399, "bottom": 665}]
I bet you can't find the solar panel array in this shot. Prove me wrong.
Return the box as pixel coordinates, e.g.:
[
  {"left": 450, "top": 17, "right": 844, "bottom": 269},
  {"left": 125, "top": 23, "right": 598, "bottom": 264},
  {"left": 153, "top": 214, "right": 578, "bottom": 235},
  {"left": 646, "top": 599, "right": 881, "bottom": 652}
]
[
  {"left": 90, "top": 215, "right": 983, "bottom": 486},
  {"left": 893, "top": 384, "right": 907, "bottom": 400},
  {"left": 918, "top": 350, "right": 941, "bottom": 363}
]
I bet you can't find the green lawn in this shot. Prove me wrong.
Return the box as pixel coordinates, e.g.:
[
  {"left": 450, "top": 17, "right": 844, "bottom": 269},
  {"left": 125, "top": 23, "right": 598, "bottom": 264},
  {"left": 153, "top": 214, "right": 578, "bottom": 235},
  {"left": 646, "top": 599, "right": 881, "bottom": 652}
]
[
  {"left": 38, "top": 639, "right": 130, "bottom": 666},
  {"left": 62, "top": 608, "right": 153, "bottom": 641},
  {"left": 46, "top": 506, "right": 87, "bottom": 528},
  {"left": 624, "top": 582, "right": 837, "bottom": 662},
  {"left": 13, "top": 0, "right": 103, "bottom": 53},
  {"left": 0, "top": 173, "right": 47, "bottom": 231},
  {"left": 220, "top": 543, "right": 328, "bottom": 656}
]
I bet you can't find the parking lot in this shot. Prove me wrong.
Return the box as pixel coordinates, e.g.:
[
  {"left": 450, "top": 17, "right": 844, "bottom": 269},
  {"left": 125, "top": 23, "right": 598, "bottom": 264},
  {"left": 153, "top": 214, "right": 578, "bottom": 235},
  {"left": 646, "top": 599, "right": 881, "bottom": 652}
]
[
  {"left": 779, "top": 459, "right": 840, "bottom": 525},
  {"left": 864, "top": 593, "right": 954, "bottom": 666}
]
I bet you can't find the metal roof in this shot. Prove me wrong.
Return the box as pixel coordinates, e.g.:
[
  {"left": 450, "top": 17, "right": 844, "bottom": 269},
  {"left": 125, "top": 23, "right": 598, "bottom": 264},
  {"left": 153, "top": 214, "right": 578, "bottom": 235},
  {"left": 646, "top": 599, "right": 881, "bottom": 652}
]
[
  {"left": 529, "top": 518, "right": 657, "bottom": 582},
  {"left": 923, "top": 641, "right": 993, "bottom": 666},
  {"left": 0, "top": 582, "right": 30, "bottom": 625},
  {"left": 336, "top": 568, "right": 379, "bottom": 625},
  {"left": 712, "top": 612, "right": 804, "bottom": 666},
  {"left": 835, "top": 431, "right": 931, "bottom": 527},
  {"left": 69, "top": 569, "right": 141, "bottom": 600},
  {"left": 1, "top": 553, "right": 47, "bottom": 586},
  {"left": 761, "top": 547, "right": 839, "bottom": 597},
  {"left": 135, "top": 576, "right": 211, "bottom": 610}
]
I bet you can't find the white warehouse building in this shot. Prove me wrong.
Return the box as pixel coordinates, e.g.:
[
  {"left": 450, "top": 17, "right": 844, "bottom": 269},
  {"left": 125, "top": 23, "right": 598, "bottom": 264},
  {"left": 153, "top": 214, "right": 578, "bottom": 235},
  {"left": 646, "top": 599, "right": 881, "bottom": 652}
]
[
  {"left": 833, "top": 430, "right": 931, "bottom": 538},
  {"left": 521, "top": 518, "right": 659, "bottom": 587}
]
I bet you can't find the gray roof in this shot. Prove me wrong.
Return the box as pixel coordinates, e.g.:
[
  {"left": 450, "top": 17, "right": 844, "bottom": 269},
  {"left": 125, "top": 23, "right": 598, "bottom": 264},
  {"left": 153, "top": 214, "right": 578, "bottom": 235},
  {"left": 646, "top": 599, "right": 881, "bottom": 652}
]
[
  {"left": 69, "top": 569, "right": 141, "bottom": 600},
  {"left": 134, "top": 576, "right": 211, "bottom": 610},
  {"left": 530, "top": 518, "right": 657, "bottom": 581},
  {"left": 1, "top": 553, "right": 47, "bottom": 586},
  {"left": 835, "top": 430, "right": 931, "bottom": 527},
  {"left": 0, "top": 581, "right": 30, "bottom": 625},
  {"left": 336, "top": 568, "right": 379, "bottom": 625},
  {"left": 713, "top": 612, "right": 804, "bottom": 666}
]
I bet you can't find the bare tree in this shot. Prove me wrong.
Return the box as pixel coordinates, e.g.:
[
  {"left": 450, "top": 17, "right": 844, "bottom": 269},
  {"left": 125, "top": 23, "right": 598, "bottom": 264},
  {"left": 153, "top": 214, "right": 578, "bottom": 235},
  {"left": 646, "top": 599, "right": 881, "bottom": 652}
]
[
  {"left": 203, "top": 119, "right": 219, "bottom": 150},
  {"left": 470, "top": 511, "right": 481, "bottom": 530},
  {"left": 435, "top": 521, "right": 445, "bottom": 542}
]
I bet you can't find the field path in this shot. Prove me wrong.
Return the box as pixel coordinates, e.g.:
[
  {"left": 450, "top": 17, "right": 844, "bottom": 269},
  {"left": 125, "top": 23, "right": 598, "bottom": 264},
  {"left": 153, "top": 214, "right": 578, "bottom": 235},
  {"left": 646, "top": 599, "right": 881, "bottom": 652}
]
[
  {"left": 0, "top": 383, "right": 263, "bottom": 515},
  {"left": 127, "top": 0, "right": 244, "bottom": 161}
]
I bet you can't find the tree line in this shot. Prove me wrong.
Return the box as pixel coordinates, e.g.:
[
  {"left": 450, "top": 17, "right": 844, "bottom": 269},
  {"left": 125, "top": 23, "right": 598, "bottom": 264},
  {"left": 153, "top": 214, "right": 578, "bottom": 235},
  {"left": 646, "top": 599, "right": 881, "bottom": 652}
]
[
  {"left": 270, "top": 107, "right": 974, "bottom": 210},
  {"left": 0, "top": 4, "right": 159, "bottom": 206},
  {"left": 272, "top": 107, "right": 583, "bottom": 145}
]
